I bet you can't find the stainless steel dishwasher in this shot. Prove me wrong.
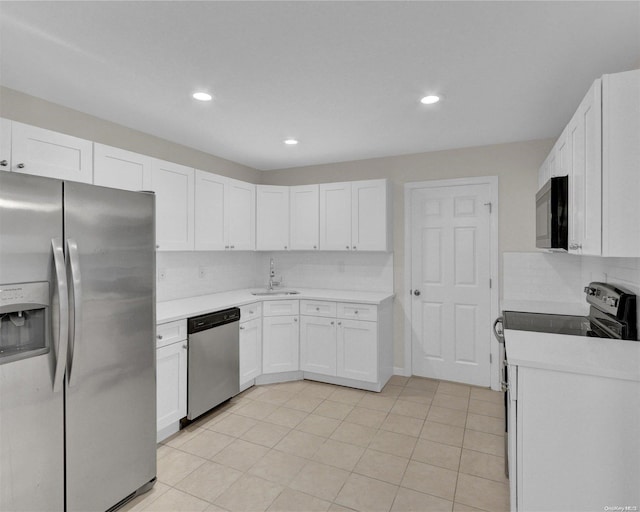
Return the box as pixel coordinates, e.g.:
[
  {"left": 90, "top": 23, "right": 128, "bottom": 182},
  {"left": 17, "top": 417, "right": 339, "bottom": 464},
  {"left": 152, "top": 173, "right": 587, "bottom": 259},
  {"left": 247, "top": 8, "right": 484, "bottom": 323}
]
[{"left": 187, "top": 307, "right": 240, "bottom": 421}]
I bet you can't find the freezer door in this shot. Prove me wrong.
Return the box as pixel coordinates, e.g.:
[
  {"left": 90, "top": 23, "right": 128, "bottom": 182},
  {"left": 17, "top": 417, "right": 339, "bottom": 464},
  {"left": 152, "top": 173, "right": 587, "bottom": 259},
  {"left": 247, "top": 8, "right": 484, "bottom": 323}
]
[
  {"left": 64, "top": 181, "right": 156, "bottom": 512},
  {"left": 0, "top": 173, "right": 65, "bottom": 512}
]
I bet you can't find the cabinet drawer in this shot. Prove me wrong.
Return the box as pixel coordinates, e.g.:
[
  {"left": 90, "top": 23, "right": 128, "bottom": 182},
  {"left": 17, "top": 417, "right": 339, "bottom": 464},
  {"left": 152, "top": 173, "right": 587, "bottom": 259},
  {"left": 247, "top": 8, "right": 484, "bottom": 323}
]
[
  {"left": 263, "top": 300, "right": 299, "bottom": 317},
  {"left": 240, "top": 302, "right": 262, "bottom": 323},
  {"left": 337, "top": 303, "right": 377, "bottom": 321},
  {"left": 300, "top": 300, "right": 337, "bottom": 318},
  {"left": 156, "top": 319, "right": 187, "bottom": 349}
]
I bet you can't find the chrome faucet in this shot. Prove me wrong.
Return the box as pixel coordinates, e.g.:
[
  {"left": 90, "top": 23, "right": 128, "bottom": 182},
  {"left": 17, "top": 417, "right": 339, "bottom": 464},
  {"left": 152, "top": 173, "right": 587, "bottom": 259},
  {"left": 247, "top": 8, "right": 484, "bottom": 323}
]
[{"left": 268, "top": 258, "right": 281, "bottom": 290}]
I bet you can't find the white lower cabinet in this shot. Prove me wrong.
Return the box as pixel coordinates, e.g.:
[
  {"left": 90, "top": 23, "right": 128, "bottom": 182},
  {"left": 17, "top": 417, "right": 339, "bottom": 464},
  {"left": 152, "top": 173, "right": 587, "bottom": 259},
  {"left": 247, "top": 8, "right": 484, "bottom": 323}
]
[
  {"left": 337, "top": 319, "right": 377, "bottom": 383},
  {"left": 156, "top": 340, "right": 187, "bottom": 441},
  {"left": 239, "top": 317, "right": 262, "bottom": 388},
  {"left": 262, "top": 314, "right": 299, "bottom": 374},
  {"left": 300, "top": 316, "right": 337, "bottom": 376}
]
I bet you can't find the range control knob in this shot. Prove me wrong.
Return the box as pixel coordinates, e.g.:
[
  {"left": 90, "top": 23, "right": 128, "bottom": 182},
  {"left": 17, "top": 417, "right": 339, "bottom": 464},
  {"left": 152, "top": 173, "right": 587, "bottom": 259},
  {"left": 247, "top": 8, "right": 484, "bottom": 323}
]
[
  {"left": 584, "top": 286, "right": 597, "bottom": 296},
  {"left": 604, "top": 296, "right": 619, "bottom": 308}
]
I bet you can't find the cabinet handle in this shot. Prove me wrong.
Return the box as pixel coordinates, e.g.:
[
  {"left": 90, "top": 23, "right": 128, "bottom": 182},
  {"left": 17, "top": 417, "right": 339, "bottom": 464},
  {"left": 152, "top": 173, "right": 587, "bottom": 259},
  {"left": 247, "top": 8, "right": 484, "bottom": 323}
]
[
  {"left": 16, "top": 163, "right": 25, "bottom": 169},
  {"left": 331, "top": 321, "right": 334, "bottom": 325},
  {"left": 230, "top": 245, "right": 235, "bottom": 249},
  {"left": 338, "top": 321, "right": 342, "bottom": 326},
  {"left": 353, "top": 246, "right": 357, "bottom": 250},
  {"left": 240, "top": 326, "right": 245, "bottom": 330},
  {"left": 294, "top": 318, "right": 298, "bottom": 322},
  {"left": 0, "top": 160, "right": 7, "bottom": 167},
  {"left": 313, "top": 245, "right": 317, "bottom": 249},
  {"left": 284, "top": 246, "right": 288, "bottom": 250},
  {"left": 316, "top": 307, "right": 320, "bottom": 311},
  {"left": 346, "top": 246, "right": 349, "bottom": 249},
  {"left": 225, "top": 245, "right": 229, "bottom": 249},
  {"left": 157, "top": 335, "right": 163, "bottom": 340},
  {"left": 155, "top": 245, "right": 160, "bottom": 249},
  {"left": 182, "top": 344, "right": 187, "bottom": 349},
  {"left": 355, "top": 310, "right": 358, "bottom": 314},
  {"left": 249, "top": 310, "right": 254, "bottom": 314}
]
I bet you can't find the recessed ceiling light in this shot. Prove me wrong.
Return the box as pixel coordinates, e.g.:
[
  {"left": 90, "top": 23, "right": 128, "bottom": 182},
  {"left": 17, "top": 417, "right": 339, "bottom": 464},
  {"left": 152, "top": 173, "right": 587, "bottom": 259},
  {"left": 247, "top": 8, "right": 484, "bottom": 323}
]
[
  {"left": 420, "top": 95, "right": 440, "bottom": 105},
  {"left": 192, "top": 92, "right": 212, "bottom": 101},
  {"left": 284, "top": 139, "right": 299, "bottom": 145}
]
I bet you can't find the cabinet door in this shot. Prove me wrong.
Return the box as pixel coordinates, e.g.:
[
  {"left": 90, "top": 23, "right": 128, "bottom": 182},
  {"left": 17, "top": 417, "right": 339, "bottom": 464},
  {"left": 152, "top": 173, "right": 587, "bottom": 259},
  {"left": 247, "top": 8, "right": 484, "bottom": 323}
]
[
  {"left": 300, "top": 316, "right": 336, "bottom": 376},
  {"left": 227, "top": 178, "right": 256, "bottom": 251},
  {"left": 352, "top": 179, "right": 389, "bottom": 251},
  {"left": 256, "top": 185, "right": 290, "bottom": 250},
  {"left": 156, "top": 341, "right": 187, "bottom": 432},
  {"left": 11, "top": 121, "right": 93, "bottom": 183},
  {"left": 195, "top": 170, "right": 227, "bottom": 250},
  {"left": 290, "top": 185, "right": 319, "bottom": 250},
  {"left": 240, "top": 318, "right": 262, "bottom": 386},
  {"left": 151, "top": 159, "right": 195, "bottom": 251},
  {"left": 568, "top": 79, "right": 602, "bottom": 255},
  {"left": 262, "top": 315, "right": 299, "bottom": 374},
  {"left": 337, "top": 319, "right": 377, "bottom": 382},
  {"left": 553, "top": 129, "right": 570, "bottom": 178},
  {"left": 0, "top": 118, "right": 10, "bottom": 172},
  {"left": 320, "top": 182, "right": 352, "bottom": 250},
  {"left": 93, "top": 143, "right": 152, "bottom": 191}
]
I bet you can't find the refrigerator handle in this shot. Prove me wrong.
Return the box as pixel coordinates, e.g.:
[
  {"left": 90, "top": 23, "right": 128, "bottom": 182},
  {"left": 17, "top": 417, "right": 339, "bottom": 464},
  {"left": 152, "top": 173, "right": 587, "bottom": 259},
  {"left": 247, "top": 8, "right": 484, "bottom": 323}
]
[
  {"left": 66, "top": 238, "right": 82, "bottom": 387},
  {"left": 51, "top": 238, "right": 69, "bottom": 393}
]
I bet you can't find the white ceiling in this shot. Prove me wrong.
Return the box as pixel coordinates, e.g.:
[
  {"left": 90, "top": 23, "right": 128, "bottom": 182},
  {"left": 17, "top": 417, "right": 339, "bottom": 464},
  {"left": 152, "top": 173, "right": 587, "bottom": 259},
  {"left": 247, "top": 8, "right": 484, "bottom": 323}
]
[{"left": 1, "top": 2, "right": 638, "bottom": 171}]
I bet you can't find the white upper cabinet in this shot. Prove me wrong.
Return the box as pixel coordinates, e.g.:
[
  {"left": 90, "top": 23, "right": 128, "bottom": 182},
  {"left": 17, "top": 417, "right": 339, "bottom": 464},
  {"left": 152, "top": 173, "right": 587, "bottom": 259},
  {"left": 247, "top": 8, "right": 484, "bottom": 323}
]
[
  {"left": 320, "top": 182, "right": 352, "bottom": 250},
  {"left": 290, "top": 185, "right": 319, "bottom": 250},
  {"left": 320, "top": 179, "right": 391, "bottom": 251},
  {"left": 256, "top": 185, "right": 290, "bottom": 250},
  {"left": 195, "top": 172, "right": 255, "bottom": 251},
  {"left": 0, "top": 118, "right": 10, "bottom": 172},
  {"left": 93, "top": 143, "right": 152, "bottom": 191},
  {"left": 151, "top": 159, "right": 195, "bottom": 251},
  {"left": 10, "top": 121, "right": 93, "bottom": 183},
  {"left": 351, "top": 179, "right": 391, "bottom": 251},
  {"left": 227, "top": 178, "right": 256, "bottom": 251},
  {"left": 602, "top": 70, "right": 640, "bottom": 257}
]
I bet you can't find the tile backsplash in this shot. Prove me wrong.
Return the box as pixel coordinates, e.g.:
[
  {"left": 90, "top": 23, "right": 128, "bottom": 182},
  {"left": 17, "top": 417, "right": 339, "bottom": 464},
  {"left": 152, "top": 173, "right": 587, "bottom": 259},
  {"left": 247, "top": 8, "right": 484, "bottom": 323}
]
[{"left": 157, "top": 251, "right": 394, "bottom": 301}]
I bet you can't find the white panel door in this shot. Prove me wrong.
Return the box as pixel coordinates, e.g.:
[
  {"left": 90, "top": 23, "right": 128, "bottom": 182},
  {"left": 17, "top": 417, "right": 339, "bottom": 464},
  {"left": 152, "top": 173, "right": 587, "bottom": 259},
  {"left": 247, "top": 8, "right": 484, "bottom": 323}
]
[
  {"left": 351, "top": 179, "right": 389, "bottom": 251},
  {"left": 256, "top": 185, "right": 290, "bottom": 250},
  {"left": 227, "top": 178, "right": 256, "bottom": 251},
  {"left": 93, "top": 143, "right": 152, "bottom": 191},
  {"left": 337, "top": 319, "right": 377, "bottom": 382},
  {"left": 262, "top": 316, "right": 299, "bottom": 374},
  {"left": 568, "top": 79, "right": 602, "bottom": 255},
  {"left": 290, "top": 185, "right": 319, "bottom": 250},
  {"left": 320, "top": 182, "right": 352, "bottom": 250},
  {"left": 151, "top": 159, "right": 195, "bottom": 251},
  {"left": 410, "top": 184, "right": 492, "bottom": 386},
  {"left": 11, "top": 121, "right": 93, "bottom": 183},
  {"left": 195, "top": 170, "right": 227, "bottom": 250},
  {"left": 239, "top": 318, "right": 262, "bottom": 386},
  {"left": 0, "top": 118, "right": 10, "bottom": 172},
  {"left": 300, "top": 316, "right": 336, "bottom": 376},
  {"left": 156, "top": 341, "right": 187, "bottom": 433}
]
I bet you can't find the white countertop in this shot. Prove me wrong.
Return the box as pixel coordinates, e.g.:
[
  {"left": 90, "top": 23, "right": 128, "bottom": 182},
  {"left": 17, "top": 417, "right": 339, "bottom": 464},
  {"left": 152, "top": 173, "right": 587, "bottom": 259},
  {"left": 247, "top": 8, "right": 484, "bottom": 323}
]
[
  {"left": 505, "top": 328, "right": 640, "bottom": 382},
  {"left": 157, "top": 288, "right": 395, "bottom": 324}
]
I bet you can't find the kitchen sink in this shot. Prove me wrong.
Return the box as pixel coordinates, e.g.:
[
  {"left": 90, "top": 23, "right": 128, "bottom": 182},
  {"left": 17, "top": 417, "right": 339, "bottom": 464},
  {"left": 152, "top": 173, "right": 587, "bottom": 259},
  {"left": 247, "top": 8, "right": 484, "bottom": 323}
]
[{"left": 251, "top": 289, "right": 300, "bottom": 296}]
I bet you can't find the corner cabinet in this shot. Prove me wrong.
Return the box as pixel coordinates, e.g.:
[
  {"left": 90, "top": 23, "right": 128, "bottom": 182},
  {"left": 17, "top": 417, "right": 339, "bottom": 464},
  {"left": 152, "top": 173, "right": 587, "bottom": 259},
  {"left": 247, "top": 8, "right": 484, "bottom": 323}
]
[
  {"left": 256, "top": 185, "right": 290, "bottom": 251},
  {"left": 156, "top": 320, "right": 188, "bottom": 442},
  {"left": 151, "top": 159, "right": 195, "bottom": 251},
  {"left": 262, "top": 300, "right": 300, "bottom": 374},
  {"left": 320, "top": 179, "right": 391, "bottom": 251},
  {"left": 290, "top": 185, "right": 320, "bottom": 250}
]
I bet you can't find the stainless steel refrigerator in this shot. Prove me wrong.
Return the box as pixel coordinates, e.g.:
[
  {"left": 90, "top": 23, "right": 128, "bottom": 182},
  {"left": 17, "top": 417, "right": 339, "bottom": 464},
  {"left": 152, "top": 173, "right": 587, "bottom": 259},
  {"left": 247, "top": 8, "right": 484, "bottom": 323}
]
[{"left": 0, "top": 172, "right": 157, "bottom": 511}]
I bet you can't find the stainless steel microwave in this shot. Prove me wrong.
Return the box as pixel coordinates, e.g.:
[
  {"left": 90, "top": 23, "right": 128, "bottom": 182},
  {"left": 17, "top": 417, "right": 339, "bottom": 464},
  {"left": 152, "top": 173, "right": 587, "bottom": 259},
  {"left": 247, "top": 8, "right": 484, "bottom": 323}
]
[{"left": 536, "top": 175, "right": 568, "bottom": 250}]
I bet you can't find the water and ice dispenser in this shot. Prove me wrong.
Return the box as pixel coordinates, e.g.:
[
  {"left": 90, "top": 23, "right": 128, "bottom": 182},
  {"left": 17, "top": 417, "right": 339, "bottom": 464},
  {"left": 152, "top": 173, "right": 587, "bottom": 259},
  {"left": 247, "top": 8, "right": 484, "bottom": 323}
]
[{"left": 0, "top": 282, "right": 49, "bottom": 364}]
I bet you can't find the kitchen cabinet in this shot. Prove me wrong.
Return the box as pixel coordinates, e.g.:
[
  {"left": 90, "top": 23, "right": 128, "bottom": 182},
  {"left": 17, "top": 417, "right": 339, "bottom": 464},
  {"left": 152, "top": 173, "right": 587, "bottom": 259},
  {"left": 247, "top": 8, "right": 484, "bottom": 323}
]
[
  {"left": 156, "top": 320, "right": 188, "bottom": 442},
  {"left": 320, "top": 179, "right": 391, "bottom": 251},
  {"left": 290, "top": 185, "right": 320, "bottom": 250},
  {"left": 195, "top": 171, "right": 255, "bottom": 251},
  {"left": 239, "top": 303, "right": 262, "bottom": 390},
  {"left": 0, "top": 118, "right": 10, "bottom": 172},
  {"left": 256, "top": 185, "right": 290, "bottom": 250},
  {"left": 93, "top": 143, "right": 152, "bottom": 191},
  {"left": 151, "top": 159, "right": 195, "bottom": 251},
  {"left": 300, "top": 315, "right": 337, "bottom": 376},
  {"left": 508, "top": 364, "right": 639, "bottom": 511},
  {"left": 9, "top": 121, "right": 93, "bottom": 183},
  {"left": 540, "top": 69, "right": 639, "bottom": 257},
  {"left": 262, "top": 299, "right": 299, "bottom": 374},
  {"left": 337, "top": 319, "right": 377, "bottom": 383}
]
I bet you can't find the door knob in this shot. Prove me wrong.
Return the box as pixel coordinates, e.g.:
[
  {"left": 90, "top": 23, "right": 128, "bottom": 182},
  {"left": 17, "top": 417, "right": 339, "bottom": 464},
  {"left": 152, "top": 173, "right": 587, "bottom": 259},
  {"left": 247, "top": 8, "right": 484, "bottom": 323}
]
[{"left": 414, "top": 290, "right": 421, "bottom": 296}]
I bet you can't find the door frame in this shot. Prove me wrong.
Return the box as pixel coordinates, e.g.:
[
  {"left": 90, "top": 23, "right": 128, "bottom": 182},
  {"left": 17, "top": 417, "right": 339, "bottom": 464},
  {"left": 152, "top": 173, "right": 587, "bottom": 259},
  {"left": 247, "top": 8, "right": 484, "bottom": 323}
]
[{"left": 403, "top": 176, "right": 500, "bottom": 390}]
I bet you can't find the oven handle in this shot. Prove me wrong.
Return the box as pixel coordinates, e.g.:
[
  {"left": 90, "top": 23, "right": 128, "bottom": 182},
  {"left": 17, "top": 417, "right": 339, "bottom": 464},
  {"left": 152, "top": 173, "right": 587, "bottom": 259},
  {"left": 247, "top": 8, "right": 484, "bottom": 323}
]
[{"left": 493, "top": 317, "right": 504, "bottom": 344}]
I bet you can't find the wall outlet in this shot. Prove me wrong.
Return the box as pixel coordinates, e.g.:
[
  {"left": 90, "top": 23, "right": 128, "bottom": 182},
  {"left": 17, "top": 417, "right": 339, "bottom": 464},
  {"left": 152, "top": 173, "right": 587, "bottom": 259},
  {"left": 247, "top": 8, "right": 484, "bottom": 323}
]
[
  {"left": 198, "top": 267, "right": 206, "bottom": 279},
  {"left": 158, "top": 269, "right": 167, "bottom": 281}
]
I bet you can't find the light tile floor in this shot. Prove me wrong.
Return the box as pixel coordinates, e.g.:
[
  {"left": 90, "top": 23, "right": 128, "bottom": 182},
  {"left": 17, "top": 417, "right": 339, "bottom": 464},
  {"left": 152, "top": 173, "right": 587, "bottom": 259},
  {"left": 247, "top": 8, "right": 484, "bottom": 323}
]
[{"left": 123, "top": 377, "right": 509, "bottom": 512}]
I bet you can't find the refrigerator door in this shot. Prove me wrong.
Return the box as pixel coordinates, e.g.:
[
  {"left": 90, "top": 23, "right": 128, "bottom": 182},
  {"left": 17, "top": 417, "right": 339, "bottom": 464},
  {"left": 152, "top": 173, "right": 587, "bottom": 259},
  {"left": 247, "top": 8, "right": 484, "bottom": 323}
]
[
  {"left": 0, "top": 173, "right": 65, "bottom": 512},
  {"left": 63, "top": 181, "right": 156, "bottom": 512}
]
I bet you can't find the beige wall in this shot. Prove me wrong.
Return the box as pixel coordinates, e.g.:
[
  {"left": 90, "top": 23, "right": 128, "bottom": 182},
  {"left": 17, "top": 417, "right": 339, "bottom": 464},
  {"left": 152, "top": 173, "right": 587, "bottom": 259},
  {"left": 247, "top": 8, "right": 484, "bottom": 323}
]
[
  {"left": 0, "top": 87, "right": 261, "bottom": 183},
  {"left": 261, "top": 139, "right": 555, "bottom": 369}
]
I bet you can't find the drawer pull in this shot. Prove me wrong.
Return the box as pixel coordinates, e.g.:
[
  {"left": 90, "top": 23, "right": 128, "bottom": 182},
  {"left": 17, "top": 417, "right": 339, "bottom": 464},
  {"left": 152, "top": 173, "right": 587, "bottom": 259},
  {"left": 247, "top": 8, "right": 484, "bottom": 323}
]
[
  {"left": 240, "top": 326, "right": 245, "bottom": 330},
  {"left": 249, "top": 310, "right": 254, "bottom": 314},
  {"left": 316, "top": 307, "right": 320, "bottom": 311},
  {"left": 183, "top": 344, "right": 187, "bottom": 349},
  {"left": 157, "top": 335, "right": 163, "bottom": 340},
  {"left": 355, "top": 310, "right": 358, "bottom": 314}
]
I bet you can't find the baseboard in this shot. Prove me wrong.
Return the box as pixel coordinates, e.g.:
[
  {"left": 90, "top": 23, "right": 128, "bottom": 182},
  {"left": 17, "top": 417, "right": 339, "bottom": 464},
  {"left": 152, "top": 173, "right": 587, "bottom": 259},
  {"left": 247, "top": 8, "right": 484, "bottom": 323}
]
[{"left": 393, "top": 366, "right": 411, "bottom": 377}]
